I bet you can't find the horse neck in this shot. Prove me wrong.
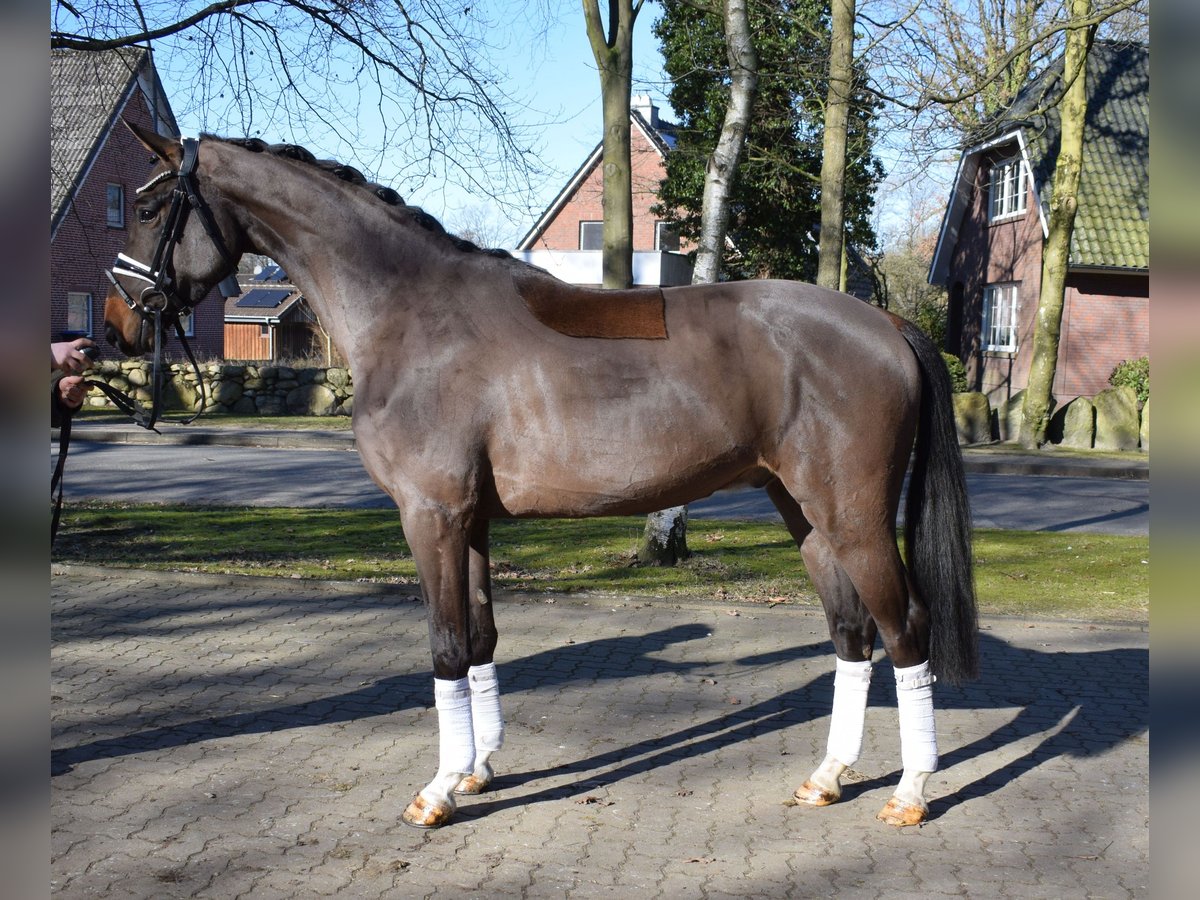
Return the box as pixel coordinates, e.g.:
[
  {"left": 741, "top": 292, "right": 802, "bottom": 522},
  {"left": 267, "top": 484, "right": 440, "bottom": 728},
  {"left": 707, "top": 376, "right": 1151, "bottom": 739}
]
[{"left": 208, "top": 144, "right": 453, "bottom": 371}]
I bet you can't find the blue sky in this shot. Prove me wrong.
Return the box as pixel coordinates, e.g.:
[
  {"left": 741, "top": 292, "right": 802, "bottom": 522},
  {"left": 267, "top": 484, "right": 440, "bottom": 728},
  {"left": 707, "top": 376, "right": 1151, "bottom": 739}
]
[{"left": 159, "top": 4, "right": 672, "bottom": 246}]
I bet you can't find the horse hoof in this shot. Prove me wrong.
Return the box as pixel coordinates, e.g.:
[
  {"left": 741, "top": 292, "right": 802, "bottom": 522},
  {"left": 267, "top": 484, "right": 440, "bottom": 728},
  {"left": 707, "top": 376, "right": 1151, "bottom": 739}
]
[
  {"left": 401, "top": 793, "right": 455, "bottom": 829},
  {"left": 792, "top": 780, "right": 840, "bottom": 807},
  {"left": 454, "top": 773, "right": 490, "bottom": 795},
  {"left": 876, "top": 796, "right": 927, "bottom": 827}
]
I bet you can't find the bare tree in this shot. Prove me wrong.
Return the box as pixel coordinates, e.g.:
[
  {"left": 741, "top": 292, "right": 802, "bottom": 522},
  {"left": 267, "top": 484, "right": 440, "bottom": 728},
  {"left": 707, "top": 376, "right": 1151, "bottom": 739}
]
[
  {"left": 582, "top": 0, "right": 645, "bottom": 289},
  {"left": 51, "top": 1, "right": 547, "bottom": 201},
  {"left": 816, "top": 0, "right": 856, "bottom": 290},
  {"left": 689, "top": 0, "right": 758, "bottom": 284},
  {"left": 1019, "top": 0, "right": 1097, "bottom": 447},
  {"left": 640, "top": 0, "right": 759, "bottom": 567}
]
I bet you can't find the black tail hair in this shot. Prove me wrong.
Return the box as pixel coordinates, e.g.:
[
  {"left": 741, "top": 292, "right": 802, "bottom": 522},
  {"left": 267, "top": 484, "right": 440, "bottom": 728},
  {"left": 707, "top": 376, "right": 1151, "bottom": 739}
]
[{"left": 897, "top": 318, "right": 979, "bottom": 684}]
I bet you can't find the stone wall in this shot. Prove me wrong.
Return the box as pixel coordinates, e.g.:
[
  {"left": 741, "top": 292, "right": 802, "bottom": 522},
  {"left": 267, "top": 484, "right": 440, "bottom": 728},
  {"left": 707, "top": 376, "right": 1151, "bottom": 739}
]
[
  {"left": 953, "top": 386, "right": 1147, "bottom": 451},
  {"left": 82, "top": 360, "right": 355, "bottom": 416}
]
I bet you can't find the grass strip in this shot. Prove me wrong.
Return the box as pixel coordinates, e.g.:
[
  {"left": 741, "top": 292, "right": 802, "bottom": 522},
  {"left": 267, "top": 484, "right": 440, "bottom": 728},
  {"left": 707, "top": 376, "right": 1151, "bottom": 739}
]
[{"left": 53, "top": 502, "right": 1149, "bottom": 622}]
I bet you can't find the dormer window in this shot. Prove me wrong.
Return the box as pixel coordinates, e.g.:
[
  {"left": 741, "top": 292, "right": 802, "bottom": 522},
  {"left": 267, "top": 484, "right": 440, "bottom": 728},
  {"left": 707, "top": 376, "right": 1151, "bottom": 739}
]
[{"left": 988, "top": 156, "right": 1028, "bottom": 222}]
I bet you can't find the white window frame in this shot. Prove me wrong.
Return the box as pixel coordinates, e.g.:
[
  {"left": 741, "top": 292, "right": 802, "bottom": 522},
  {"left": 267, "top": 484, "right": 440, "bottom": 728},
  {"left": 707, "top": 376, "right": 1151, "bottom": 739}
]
[
  {"left": 106, "top": 183, "right": 125, "bottom": 228},
  {"left": 654, "top": 220, "right": 680, "bottom": 252},
  {"left": 981, "top": 283, "right": 1019, "bottom": 352},
  {"left": 65, "top": 292, "right": 92, "bottom": 335},
  {"left": 579, "top": 220, "right": 603, "bottom": 250},
  {"left": 988, "top": 156, "right": 1028, "bottom": 222}
]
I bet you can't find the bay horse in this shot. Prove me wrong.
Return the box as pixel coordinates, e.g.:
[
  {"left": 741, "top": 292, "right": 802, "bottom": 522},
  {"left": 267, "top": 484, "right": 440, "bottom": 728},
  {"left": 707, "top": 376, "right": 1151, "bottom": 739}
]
[{"left": 104, "top": 122, "right": 977, "bottom": 829}]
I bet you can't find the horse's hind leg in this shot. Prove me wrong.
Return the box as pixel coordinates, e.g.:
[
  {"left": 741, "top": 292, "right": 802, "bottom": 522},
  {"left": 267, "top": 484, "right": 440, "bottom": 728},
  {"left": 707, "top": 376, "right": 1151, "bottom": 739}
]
[
  {"left": 455, "top": 519, "right": 505, "bottom": 796},
  {"left": 768, "top": 482, "right": 878, "bottom": 808},
  {"left": 824, "top": 525, "right": 938, "bottom": 827}
]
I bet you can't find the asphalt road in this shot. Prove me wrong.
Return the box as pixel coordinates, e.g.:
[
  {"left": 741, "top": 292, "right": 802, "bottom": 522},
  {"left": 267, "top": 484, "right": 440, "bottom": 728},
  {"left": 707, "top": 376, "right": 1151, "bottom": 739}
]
[{"left": 57, "top": 440, "right": 1149, "bottom": 535}]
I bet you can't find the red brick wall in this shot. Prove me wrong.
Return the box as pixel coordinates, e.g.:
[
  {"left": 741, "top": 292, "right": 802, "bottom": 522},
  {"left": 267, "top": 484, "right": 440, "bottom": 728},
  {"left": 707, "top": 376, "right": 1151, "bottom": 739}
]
[
  {"left": 945, "top": 147, "right": 1149, "bottom": 407},
  {"left": 1056, "top": 272, "right": 1150, "bottom": 400},
  {"left": 947, "top": 148, "right": 1044, "bottom": 406},
  {"left": 525, "top": 123, "right": 687, "bottom": 252},
  {"left": 51, "top": 83, "right": 224, "bottom": 362}
]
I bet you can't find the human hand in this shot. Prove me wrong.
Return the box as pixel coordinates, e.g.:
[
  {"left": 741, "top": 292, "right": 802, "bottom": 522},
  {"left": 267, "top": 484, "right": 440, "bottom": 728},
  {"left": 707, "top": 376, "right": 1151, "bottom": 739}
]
[
  {"left": 57, "top": 374, "right": 90, "bottom": 410},
  {"left": 51, "top": 338, "right": 96, "bottom": 374}
]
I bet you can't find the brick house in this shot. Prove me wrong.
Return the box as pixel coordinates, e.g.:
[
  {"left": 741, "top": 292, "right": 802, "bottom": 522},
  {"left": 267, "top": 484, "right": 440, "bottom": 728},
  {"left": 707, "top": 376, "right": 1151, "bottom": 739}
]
[
  {"left": 514, "top": 95, "right": 693, "bottom": 286},
  {"left": 51, "top": 48, "right": 224, "bottom": 361},
  {"left": 929, "top": 41, "right": 1149, "bottom": 406}
]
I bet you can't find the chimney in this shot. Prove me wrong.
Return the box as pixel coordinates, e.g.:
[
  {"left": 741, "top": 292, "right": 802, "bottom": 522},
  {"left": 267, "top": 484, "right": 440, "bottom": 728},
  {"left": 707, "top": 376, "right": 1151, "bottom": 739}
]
[{"left": 631, "top": 94, "right": 658, "bottom": 128}]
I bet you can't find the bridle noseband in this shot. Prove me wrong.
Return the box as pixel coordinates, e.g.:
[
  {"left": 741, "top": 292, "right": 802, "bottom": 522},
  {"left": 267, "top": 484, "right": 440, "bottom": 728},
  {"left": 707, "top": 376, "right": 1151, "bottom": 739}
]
[{"left": 103, "top": 137, "right": 238, "bottom": 431}]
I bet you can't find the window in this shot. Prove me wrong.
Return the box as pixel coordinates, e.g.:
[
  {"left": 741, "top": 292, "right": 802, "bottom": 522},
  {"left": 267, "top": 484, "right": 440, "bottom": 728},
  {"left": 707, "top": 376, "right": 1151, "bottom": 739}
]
[
  {"left": 988, "top": 157, "right": 1027, "bottom": 221},
  {"left": 178, "top": 309, "right": 195, "bottom": 338},
  {"left": 579, "top": 221, "right": 603, "bottom": 250},
  {"left": 65, "top": 292, "right": 92, "bottom": 335},
  {"left": 106, "top": 183, "right": 125, "bottom": 228},
  {"left": 655, "top": 221, "right": 680, "bottom": 252},
  {"left": 981, "top": 284, "right": 1019, "bottom": 352}
]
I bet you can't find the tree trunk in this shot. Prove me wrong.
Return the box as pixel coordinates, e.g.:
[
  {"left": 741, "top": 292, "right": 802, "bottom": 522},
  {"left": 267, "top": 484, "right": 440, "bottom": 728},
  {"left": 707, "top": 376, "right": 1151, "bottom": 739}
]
[
  {"left": 583, "top": 0, "right": 641, "bottom": 290},
  {"left": 816, "top": 0, "right": 855, "bottom": 290},
  {"left": 691, "top": 0, "right": 758, "bottom": 283},
  {"left": 641, "top": 0, "right": 758, "bottom": 566},
  {"left": 1019, "top": 0, "right": 1095, "bottom": 448},
  {"left": 638, "top": 506, "right": 691, "bottom": 567}
]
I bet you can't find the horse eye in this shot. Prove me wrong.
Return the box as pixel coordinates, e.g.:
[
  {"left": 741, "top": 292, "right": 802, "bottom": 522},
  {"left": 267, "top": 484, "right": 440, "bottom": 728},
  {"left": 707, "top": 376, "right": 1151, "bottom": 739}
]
[{"left": 137, "top": 207, "right": 156, "bottom": 224}]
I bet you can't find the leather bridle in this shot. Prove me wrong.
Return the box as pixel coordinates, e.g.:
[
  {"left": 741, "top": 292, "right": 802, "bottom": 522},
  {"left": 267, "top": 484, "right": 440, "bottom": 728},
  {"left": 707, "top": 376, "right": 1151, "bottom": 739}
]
[{"left": 103, "top": 137, "right": 239, "bottom": 431}]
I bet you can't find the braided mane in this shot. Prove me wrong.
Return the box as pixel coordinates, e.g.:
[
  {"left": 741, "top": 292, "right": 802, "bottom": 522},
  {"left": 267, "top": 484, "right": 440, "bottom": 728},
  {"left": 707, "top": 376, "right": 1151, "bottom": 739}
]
[{"left": 214, "top": 136, "right": 511, "bottom": 258}]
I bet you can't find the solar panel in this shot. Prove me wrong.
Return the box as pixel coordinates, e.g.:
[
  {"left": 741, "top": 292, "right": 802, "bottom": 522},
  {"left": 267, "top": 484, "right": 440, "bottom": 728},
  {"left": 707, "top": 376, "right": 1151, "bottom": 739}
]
[
  {"left": 252, "top": 265, "right": 288, "bottom": 282},
  {"left": 235, "top": 289, "right": 291, "bottom": 308}
]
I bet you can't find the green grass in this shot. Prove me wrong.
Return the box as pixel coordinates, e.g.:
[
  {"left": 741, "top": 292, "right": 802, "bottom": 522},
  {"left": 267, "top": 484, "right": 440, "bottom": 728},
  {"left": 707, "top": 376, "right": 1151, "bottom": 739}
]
[{"left": 53, "top": 503, "right": 1149, "bottom": 622}]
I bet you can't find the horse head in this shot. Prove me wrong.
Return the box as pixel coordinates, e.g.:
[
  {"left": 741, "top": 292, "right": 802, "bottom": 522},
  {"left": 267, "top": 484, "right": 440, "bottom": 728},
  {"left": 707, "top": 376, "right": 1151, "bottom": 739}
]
[{"left": 104, "top": 121, "right": 241, "bottom": 357}]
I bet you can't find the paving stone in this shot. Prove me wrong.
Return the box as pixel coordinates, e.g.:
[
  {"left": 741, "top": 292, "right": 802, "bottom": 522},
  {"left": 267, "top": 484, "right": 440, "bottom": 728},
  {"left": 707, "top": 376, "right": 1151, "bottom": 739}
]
[{"left": 52, "top": 567, "right": 1148, "bottom": 899}]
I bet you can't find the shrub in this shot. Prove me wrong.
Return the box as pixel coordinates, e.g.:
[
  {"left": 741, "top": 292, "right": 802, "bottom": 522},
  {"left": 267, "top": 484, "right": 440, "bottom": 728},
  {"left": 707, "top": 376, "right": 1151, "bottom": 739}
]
[
  {"left": 941, "top": 351, "right": 969, "bottom": 393},
  {"left": 1108, "top": 356, "right": 1149, "bottom": 406}
]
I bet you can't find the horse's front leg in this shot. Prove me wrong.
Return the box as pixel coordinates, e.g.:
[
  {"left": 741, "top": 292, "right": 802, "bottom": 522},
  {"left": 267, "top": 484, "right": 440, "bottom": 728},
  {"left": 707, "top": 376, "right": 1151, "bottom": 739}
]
[
  {"left": 454, "top": 519, "right": 505, "bottom": 796},
  {"left": 399, "top": 504, "right": 479, "bottom": 829}
]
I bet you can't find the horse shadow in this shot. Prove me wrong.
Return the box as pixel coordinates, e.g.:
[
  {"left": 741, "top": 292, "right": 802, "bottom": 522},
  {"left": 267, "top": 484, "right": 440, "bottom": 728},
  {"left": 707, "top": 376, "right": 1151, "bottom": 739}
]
[
  {"left": 464, "top": 630, "right": 1147, "bottom": 818},
  {"left": 53, "top": 622, "right": 1147, "bottom": 825}
]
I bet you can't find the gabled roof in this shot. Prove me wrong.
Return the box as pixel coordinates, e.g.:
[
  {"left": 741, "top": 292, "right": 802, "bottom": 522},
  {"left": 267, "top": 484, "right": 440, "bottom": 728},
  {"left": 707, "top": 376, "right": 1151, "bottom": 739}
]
[
  {"left": 224, "top": 269, "right": 307, "bottom": 323},
  {"left": 515, "top": 106, "right": 677, "bottom": 251},
  {"left": 51, "top": 47, "right": 179, "bottom": 230},
  {"left": 930, "top": 40, "right": 1149, "bottom": 282}
]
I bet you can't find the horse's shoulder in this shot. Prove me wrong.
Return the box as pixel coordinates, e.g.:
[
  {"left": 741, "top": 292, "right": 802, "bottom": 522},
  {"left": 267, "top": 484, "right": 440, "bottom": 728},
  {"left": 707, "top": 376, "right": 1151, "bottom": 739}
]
[{"left": 511, "top": 271, "right": 668, "bottom": 340}]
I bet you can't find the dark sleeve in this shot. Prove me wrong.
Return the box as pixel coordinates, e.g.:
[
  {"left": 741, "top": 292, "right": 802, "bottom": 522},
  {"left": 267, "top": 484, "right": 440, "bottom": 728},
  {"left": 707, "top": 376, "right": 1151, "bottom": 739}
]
[{"left": 51, "top": 375, "right": 74, "bottom": 429}]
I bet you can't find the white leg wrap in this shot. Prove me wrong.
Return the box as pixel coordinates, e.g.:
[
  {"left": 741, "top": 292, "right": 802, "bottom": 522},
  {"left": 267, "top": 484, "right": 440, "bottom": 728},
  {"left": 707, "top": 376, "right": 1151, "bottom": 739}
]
[
  {"left": 468, "top": 663, "right": 505, "bottom": 753},
  {"left": 894, "top": 661, "right": 938, "bottom": 774},
  {"left": 425, "top": 677, "right": 475, "bottom": 800},
  {"left": 826, "top": 657, "right": 873, "bottom": 767}
]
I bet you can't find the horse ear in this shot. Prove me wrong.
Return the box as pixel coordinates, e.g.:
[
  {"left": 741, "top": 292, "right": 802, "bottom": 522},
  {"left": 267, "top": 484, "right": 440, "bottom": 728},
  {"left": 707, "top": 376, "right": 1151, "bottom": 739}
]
[{"left": 123, "top": 119, "right": 182, "bottom": 167}]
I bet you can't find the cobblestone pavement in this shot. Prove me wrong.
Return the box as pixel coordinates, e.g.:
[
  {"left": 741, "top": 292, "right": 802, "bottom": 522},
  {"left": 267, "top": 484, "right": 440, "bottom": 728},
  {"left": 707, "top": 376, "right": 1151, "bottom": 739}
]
[{"left": 51, "top": 566, "right": 1148, "bottom": 899}]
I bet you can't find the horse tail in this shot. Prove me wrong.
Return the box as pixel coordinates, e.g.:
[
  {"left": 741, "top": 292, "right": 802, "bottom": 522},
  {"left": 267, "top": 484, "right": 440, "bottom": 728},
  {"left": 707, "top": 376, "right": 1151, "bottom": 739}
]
[{"left": 894, "top": 316, "right": 979, "bottom": 685}]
